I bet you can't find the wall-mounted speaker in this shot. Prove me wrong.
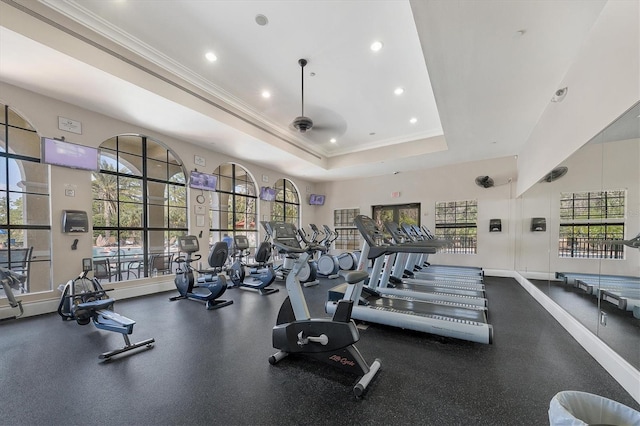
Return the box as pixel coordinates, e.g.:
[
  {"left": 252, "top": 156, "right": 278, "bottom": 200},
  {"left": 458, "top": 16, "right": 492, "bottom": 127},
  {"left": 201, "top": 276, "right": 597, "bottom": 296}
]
[
  {"left": 531, "top": 217, "right": 546, "bottom": 232},
  {"left": 489, "top": 219, "right": 502, "bottom": 232}
]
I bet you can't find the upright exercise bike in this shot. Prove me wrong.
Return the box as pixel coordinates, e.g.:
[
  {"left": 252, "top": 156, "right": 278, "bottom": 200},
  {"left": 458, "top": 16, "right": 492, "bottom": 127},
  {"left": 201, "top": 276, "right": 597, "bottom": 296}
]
[
  {"left": 268, "top": 221, "right": 381, "bottom": 397},
  {"left": 170, "top": 235, "right": 232, "bottom": 310},
  {"left": 57, "top": 259, "right": 155, "bottom": 360},
  {"left": 227, "top": 234, "right": 278, "bottom": 295}
]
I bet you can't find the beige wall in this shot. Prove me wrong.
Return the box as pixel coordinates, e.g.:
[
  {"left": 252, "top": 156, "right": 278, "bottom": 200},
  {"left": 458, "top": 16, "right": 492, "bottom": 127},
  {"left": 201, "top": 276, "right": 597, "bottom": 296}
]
[
  {"left": 0, "top": 82, "right": 319, "bottom": 301},
  {"left": 517, "top": 0, "right": 640, "bottom": 195}
]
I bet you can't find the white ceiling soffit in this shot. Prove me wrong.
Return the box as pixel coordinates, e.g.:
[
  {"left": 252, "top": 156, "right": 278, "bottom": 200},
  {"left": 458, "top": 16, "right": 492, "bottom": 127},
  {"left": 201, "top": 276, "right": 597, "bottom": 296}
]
[{"left": 0, "top": 0, "right": 608, "bottom": 182}]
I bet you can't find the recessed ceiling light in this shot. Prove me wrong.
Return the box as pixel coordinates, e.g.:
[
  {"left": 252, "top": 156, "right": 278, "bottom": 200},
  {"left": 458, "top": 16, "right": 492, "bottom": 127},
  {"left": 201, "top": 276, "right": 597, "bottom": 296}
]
[
  {"left": 370, "top": 41, "right": 383, "bottom": 52},
  {"left": 330, "top": 138, "right": 337, "bottom": 143},
  {"left": 261, "top": 90, "right": 271, "bottom": 98},
  {"left": 394, "top": 87, "right": 404, "bottom": 95},
  {"left": 255, "top": 14, "right": 269, "bottom": 26},
  {"left": 369, "top": 132, "right": 376, "bottom": 136},
  {"left": 205, "top": 52, "right": 217, "bottom": 62},
  {"left": 409, "top": 117, "right": 417, "bottom": 124}
]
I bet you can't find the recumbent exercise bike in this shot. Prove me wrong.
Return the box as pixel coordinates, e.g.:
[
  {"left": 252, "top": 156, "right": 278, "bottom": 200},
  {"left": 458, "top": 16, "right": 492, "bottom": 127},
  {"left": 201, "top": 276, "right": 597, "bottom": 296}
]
[
  {"left": 170, "top": 235, "right": 232, "bottom": 310},
  {"left": 227, "top": 234, "right": 278, "bottom": 296}
]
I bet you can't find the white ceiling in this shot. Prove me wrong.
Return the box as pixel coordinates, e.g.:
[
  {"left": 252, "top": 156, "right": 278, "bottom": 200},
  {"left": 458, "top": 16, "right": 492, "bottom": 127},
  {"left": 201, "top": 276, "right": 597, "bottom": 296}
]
[{"left": 0, "top": 0, "right": 608, "bottom": 182}]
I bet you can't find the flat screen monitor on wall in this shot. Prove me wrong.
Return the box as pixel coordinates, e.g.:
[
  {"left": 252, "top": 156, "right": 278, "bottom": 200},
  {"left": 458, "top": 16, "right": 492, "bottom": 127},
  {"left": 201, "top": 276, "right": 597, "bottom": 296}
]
[
  {"left": 189, "top": 170, "right": 218, "bottom": 191},
  {"left": 259, "top": 186, "right": 277, "bottom": 201},
  {"left": 41, "top": 137, "right": 99, "bottom": 171},
  {"left": 309, "top": 194, "right": 325, "bottom": 205}
]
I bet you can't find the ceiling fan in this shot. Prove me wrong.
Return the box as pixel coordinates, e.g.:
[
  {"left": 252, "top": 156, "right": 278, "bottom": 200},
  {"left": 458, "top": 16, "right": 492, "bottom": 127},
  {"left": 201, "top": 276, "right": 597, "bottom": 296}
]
[
  {"left": 475, "top": 176, "right": 495, "bottom": 188},
  {"left": 292, "top": 58, "right": 313, "bottom": 133}
]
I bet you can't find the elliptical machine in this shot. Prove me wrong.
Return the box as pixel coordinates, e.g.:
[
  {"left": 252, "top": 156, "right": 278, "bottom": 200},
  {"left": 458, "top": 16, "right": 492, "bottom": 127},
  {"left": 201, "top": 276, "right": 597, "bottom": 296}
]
[
  {"left": 323, "top": 225, "right": 360, "bottom": 271},
  {"left": 295, "top": 227, "right": 320, "bottom": 287},
  {"left": 227, "top": 234, "right": 278, "bottom": 296},
  {"left": 268, "top": 221, "right": 381, "bottom": 397},
  {"left": 309, "top": 224, "right": 340, "bottom": 279},
  {"left": 170, "top": 235, "right": 232, "bottom": 310},
  {"left": 58, "top": 259, "right": 155, "bottom": 360}
]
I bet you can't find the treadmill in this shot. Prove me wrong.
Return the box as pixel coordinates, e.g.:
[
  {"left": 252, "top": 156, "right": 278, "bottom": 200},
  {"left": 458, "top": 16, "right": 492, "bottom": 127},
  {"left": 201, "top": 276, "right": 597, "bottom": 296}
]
[
  {"left": 404, "top": 224, "right": 484, "bottom": 278},
  {"left": 326, "top": 215, "right": 493, "bottom": 345},
  {"left": 381, "top": 222, "right": 486, "bottom": 298}
]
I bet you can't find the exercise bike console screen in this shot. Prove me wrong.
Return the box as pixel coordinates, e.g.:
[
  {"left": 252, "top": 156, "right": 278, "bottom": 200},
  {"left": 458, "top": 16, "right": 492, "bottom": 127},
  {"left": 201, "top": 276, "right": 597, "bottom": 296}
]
[{"left": 178, "top": 235, "right": 199, "bottom": 253}]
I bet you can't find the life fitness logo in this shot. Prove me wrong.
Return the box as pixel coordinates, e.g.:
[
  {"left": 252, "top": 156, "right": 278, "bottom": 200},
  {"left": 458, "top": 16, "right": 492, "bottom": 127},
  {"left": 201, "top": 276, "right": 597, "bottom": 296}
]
[{"left": 329, "top": 354, "right": 355, "bottom": 367}]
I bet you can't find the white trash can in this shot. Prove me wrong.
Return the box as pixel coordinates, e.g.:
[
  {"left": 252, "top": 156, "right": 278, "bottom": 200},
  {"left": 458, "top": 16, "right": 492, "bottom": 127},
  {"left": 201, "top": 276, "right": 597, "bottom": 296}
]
[{"left": 549, "top": 391, "right": 640, "bottom": 426}]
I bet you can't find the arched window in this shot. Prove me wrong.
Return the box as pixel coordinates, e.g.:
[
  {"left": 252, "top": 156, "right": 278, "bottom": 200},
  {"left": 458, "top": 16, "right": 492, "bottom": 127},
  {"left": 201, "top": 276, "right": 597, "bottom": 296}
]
[
  {"left": 0, "top": 104, "right": 50, "bottom": 295},
  {"left": 272, "top": 178, "right": 300, "bottom": 226},
  {"left": 92, "top": 135, "right": 187, "bottom": 281},
  {"left": 208, "top": 163, "right": 258, "bottom": 250}
]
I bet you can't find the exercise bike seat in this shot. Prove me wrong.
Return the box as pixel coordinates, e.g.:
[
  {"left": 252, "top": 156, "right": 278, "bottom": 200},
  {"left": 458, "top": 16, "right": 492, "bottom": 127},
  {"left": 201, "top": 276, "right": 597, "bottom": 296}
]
[{"left": 344, "top": 270, "right": 368, "bottom": 284}]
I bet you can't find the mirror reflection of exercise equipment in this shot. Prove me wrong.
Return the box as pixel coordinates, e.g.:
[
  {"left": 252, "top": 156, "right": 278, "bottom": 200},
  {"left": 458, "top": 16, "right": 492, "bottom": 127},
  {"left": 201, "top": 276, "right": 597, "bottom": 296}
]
[
  {"left": 57, "top": 259, "right": 155, "bottom": 360},
  {"left": 0, "top": 268, "right": 24, "bottom": 322},
  {"left": 170, "top": 236, "right": 232, "bottom": 310},
  {"left": 227, "top": 235, "right": 278, "bottom": 296}
]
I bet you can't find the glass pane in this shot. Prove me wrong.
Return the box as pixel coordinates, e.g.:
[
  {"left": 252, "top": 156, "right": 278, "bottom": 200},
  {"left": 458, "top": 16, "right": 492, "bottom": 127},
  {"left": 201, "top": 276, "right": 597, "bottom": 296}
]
[
  {"left": 119, "top": 176, "right": 143, "bottom": 202},
  {"left": 119, "top": 201, "right": 143, "bottom": 227},
  {"left": 18, "top": 192, "right": 50, "bottom": 226},
  {"left": 8, "top": 127, "right": 39, "bottom": 158},
  {"left": 92, "top": 172, "right": 118, "bottom": 201},
  {"left": 117, "top": 135, "right": 143, "bottom": 156},
  {"left": 168, "top": 164, "right": 184, "bottom": 183},
  {"left": 118, "top": 152, "right": 143, "bottom": 176},
  {"left": 146, "top": 158, "right": 168, "bottom": 180},
  {"left": 148, "top": 203, "right": 166, "bottom": 228},
  {"left": 99, "top": 150, "right": 118, "bottom": 171},
  {"left": 146, "top": 141, "right": 168, "bottom": 162},
  {"left": 218, "top": 175, "right": 233, "bottom": 193},
  {"left": 7, "top": 108, "right": 35, "bottom": 130},
  {"left": 0, "top": 124, "right": 5, "bottom": 150},
  {"left": 167, "top": 150, "right": 180, "bottom": 166},
  {"left": 168, "top": 206, "right": 187, "bottom": 228},
  {"left": 167, "top": 183, "right": 186, "bottom": 207},
  {"left": 147, "top": 181, "right": 167, "bottom": 205},
  {"left": 18, "top": 161, "right": 48, "bottom": 195}
]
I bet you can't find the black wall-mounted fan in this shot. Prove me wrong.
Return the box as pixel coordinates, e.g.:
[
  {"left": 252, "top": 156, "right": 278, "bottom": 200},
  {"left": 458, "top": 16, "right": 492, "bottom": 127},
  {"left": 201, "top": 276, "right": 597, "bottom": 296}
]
[
  {"left": 541, "top": 166, "right": 568, "bottom": 183},
  {"left": 475, "top": 176, "right": 495, "bottom": 188}
]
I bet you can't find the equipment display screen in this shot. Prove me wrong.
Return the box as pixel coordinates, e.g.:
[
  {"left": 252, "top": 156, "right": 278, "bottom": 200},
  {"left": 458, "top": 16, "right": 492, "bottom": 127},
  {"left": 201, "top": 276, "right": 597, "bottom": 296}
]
[
  {"left": 309, "top": 194, "right": 325, "bottom": 205},
  {"left": 189, "top": 171, "right": 218, "bottom": 191},
  {"left": 41, "top": 137, "right": 99, "bottom": 171}
]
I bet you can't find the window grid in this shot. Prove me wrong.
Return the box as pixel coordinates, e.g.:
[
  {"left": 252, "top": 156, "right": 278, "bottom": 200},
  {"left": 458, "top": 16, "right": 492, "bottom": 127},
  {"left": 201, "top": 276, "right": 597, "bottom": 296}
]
[
  {"left": 272, "top": 179, "right": 299, "bottom": 226},
  {"left": 334, "top": 208, "right": 360, "bottom": 251},
  {"left": 434, "top": 200, "right": 477, "bottom": 254},
  {"left": 0, "top": 104, "right": 52, "bottom": 295},
  {"left": 559, "top": 190, "right": 626, "bottom": 259},
  {"left": 92, "top": 135, "right": 187, "bottom": 280},
  {"left": 210, "top": 163, "right": 258, "bottom": 251}
]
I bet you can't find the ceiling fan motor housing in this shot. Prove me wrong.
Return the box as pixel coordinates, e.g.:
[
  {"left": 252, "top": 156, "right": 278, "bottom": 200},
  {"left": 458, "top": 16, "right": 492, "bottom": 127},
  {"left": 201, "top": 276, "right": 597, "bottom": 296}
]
[{"left": 293, "top": 115, "right": 313, "bottom": 133}]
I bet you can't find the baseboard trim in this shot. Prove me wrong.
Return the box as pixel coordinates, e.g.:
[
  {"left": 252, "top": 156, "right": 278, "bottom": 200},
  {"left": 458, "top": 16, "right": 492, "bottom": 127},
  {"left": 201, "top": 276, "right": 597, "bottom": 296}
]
[{"left": 1, "top": 279, "right": 176, "bottom": 319}]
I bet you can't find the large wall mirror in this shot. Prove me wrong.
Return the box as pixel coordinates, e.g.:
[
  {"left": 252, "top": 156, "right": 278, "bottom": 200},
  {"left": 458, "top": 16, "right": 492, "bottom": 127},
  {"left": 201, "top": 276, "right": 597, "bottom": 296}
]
[{"left": 517, "top": 102, "right": 640, "bottom": 371}]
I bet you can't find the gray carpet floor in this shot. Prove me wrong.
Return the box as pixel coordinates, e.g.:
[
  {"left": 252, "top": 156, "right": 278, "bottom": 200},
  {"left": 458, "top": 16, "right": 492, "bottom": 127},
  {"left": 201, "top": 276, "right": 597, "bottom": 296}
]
[{"left": 1, "top": 276, "right": 638, "bottom": 425}]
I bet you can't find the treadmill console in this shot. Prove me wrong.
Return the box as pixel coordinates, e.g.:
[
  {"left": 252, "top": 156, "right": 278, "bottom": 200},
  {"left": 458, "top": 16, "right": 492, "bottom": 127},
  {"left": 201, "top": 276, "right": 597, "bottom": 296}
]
[
  {"left": 178, "top": 235, "right": 199, "bottom": 253},
  {"left": 354, "top": 215, "right": 386, "bottom": 248}
]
